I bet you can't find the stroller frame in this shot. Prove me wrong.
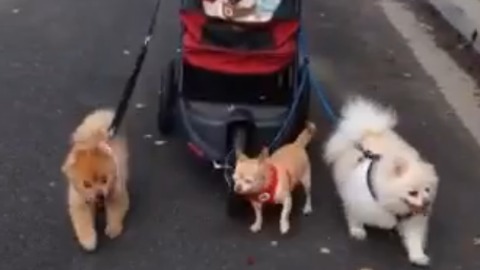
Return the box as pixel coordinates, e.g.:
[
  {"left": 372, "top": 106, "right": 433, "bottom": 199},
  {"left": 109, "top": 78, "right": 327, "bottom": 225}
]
[{"left": 157, "top": 0, "right": 310, "bottom": 215}]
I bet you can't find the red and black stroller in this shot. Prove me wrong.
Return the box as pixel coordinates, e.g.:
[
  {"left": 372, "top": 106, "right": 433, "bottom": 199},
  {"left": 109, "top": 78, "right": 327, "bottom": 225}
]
[{"left": 156, "top": 0, "right": 311, "bottom": 214}]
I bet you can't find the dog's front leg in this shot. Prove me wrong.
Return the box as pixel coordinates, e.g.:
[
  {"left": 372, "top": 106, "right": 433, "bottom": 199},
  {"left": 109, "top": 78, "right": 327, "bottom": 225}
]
[
  {"left": 397, "top": 215, "right": 430, "bottom": 266},
  {"left": 105, "top": 189, "right": 129, "bottom": 239},
  {"left": 249, "top": 201, "right": 263, "bottom": 233},
  {"left": 69, "top": 201, "right": 96, "bottom": 251},
  {"left": 279, "top": 195, "right": 293, "bottom": 234},
  {"left": 346, "top": 210, "right": 367, "bottom": 240}
]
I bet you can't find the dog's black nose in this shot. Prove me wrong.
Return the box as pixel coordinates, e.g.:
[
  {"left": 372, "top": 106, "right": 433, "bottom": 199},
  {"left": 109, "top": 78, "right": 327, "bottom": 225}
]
[{"left": 95, "top": 193, "right": 105, "bottom": 201}]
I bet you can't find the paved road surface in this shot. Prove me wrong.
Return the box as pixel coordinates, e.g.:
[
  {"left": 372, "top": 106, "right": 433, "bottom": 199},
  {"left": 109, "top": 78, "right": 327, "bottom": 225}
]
[{"left": 1, "top": 0, "right": 479, "bottom": 269}]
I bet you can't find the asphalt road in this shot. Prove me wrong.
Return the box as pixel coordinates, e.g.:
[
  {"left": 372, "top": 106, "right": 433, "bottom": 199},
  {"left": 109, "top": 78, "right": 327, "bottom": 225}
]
[{"left": 1, "top": 0, "right": 480, "bottom": 269}]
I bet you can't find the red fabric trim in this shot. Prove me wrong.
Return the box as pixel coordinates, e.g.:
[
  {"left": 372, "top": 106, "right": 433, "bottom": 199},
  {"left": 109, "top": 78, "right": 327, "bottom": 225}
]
[{"left": 180, "top": 11, "right": 298, "bottom": 74}]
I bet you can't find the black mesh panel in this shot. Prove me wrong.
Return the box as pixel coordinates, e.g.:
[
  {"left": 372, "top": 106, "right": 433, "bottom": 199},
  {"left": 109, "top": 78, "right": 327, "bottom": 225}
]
[{"left": 202, "top": 19, "right": 274, "bottom": 50}]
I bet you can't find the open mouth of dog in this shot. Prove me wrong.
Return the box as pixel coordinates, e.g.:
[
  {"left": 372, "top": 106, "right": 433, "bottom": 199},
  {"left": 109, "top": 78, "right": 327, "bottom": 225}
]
[
  {"left": 403, "top": 199, "right": 429, "bottom": 215},
  {"left": 95, "top": 198, "right": 105, "bottom": 209},
  {"left": 86, "top": 194, "right": 108, "bottom": 209}
]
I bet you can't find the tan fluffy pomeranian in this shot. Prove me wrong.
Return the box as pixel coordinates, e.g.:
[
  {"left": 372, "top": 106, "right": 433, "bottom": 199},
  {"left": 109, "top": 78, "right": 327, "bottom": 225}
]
[
  {"left": 61, "top": 109, "right": 129, "bottom": 251},
  {"left": 233, "top": 122, "right": 316, "bottom": 234},
  {"left": 323, "top": 97, "right": 439, "bottom": 266}
]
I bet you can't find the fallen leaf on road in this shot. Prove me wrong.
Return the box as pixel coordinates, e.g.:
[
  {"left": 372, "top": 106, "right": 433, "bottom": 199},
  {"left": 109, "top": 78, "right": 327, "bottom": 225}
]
[
  {"left": 319, "top": 247, "right": 331, "bottom": 254},
  {"left": 270, "top": 240, "right": 278, "bottom": 247},
  {"left": 143, "top": 134, "right": 153, "bottom": 139},
  {"left": 403, "top": 72, "right": 412, "bottom": 78},
  {"left": 154, "top": 140, "right": 167, "bottom": 146},
  {"left": 419, "top": 22, "right": 433, "bottom": 32},
  {"left": 123, "top": 50, "right": 131, "bottom": 55},
  {"left": 247, "top": 256, "right": 255, "bottom": 266},
  {"left": 359, "top": 268, "right": 373, "bottom": 270},
  {"left": 135, "top": 103, "right": 146, "bottom": 109},
  {"left": 473, "top": 237, "right": 480, "bottom": 246},
  {"left": 12, "top": 9, "right": 20, "bottom": 14}
]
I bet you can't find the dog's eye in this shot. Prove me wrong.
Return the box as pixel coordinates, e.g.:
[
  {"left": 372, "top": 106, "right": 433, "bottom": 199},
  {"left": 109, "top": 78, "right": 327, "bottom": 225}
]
[
  {"left": 408, "top": 191, "right": 418, "bottom": 197},
  {"left": 99, "top": 176, "right": 107, "bottom": 184},
  {"left": 425, "top": 188, "right": 430, "bottom": 193},
  {"left": 245, "top": 179, "right": 253, "bottom": 184},
  {"left": 83, "top": 181, "right": 92, "bottom": 189}
]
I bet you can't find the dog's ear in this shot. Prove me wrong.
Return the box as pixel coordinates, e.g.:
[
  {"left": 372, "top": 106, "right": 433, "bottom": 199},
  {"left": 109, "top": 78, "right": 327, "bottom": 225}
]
[
  {"left": 258, "top": 146, "right": 269, "bottom": 162},
  {"left": 61, "top": 148, "right": 88, "bottom": 174},
  {"left": 236, "top": 149, "right": 248, "bottom": 161},
  {"left": 61, "top": 156, "right": 74, "bottom": 174},
  {"left": 392, "top": 157, "right": 408, "bottom": 177},
  {"left": 98, "top": 141, "right": 114, "bottom": 157},
  {"left": 61, "top": 149, "right": 81, "bottom": 174}
]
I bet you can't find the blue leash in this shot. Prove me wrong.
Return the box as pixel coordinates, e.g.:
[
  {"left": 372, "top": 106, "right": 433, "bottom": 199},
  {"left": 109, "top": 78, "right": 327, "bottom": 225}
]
[
  {"left": 298, "top": 28, "right": 337, "bottom": 123},
  {"left": 224, "top": 29, "right": 338, "bottom": 157},
  {"left": 222, "top": 28, "right": 338, "bottom": 186},
  {"left": 268, "top": 27, "right": 339, "bottom": 148}
]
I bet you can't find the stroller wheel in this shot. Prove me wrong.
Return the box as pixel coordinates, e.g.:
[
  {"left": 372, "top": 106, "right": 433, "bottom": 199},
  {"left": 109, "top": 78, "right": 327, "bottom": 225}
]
[{"left": 157, "top": 60, "right": 177, "bottom": 135}]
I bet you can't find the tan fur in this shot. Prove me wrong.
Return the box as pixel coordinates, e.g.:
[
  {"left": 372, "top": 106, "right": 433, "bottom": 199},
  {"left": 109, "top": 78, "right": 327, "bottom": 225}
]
[
  {"left": 233, "top": 122, "right": 316, "bottom": 234},
  {"left": 62, "top": 109, "right": 129, "bottom": 251}
]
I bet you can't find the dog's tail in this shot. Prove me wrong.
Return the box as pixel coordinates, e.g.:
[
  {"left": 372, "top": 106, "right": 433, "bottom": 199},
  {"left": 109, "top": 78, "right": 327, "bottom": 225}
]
[
  {"left": 323, "top": 96, "right": 397, "bottom": 164},
  {"left": 71, "top": 109, "right": 115, "bottom": 146},
  {"left": 294, "top": 121, "right": 317, "bottom": 148}
]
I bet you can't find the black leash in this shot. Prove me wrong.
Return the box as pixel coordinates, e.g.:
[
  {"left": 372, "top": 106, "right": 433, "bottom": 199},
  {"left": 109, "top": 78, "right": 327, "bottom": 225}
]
[{"left": 108, "top": 0, "right": 163, "bottom": 137}]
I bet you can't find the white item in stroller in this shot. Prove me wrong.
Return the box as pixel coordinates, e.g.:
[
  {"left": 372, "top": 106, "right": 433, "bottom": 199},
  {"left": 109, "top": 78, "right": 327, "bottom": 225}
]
[{"left": 202, "top": 0, "right": 281, "bottom": 23}]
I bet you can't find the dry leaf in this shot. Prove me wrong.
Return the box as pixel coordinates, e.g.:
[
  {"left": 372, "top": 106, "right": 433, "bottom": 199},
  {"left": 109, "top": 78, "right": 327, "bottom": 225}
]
[
  {"left": 154, "top": 140, "right": 167, "bottom": 146},
  {"left": 320, "top": 247, "right": 331, "bottom": 254}
]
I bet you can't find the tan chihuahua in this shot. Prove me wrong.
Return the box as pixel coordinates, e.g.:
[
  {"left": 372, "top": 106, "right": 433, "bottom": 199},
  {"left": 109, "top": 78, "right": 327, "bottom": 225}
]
[{"left": 233, "top": 122, "right": 316, "bottom": 234}]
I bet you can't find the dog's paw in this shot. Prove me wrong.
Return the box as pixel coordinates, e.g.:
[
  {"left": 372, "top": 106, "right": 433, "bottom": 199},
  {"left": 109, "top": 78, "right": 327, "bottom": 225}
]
[
  {"left": 78, "top": 232, "right": 97, "bottom": 251},
  {"left": 302, "top": 205, "right": 313, "bottom": 215},
  {"left": 280, "top": 220, "right": 290, "bottom": 235},
  {"left": 349, "top": 227, "right": 367, "bottom": 240},
  {"left": 250, "top": 223, "right": 262, "bottom": 233},
  {"left": 409, "top": 253, "right": 430, "bottom": 266},
  {"left": 105, "top": 223, "right": 123, "bottom": 239}
]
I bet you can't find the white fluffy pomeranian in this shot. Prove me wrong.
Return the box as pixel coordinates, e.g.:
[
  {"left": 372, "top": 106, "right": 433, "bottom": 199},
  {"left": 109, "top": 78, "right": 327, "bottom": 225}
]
[{"left": 323, "top": 97, "right": 439, "bottom": 266}]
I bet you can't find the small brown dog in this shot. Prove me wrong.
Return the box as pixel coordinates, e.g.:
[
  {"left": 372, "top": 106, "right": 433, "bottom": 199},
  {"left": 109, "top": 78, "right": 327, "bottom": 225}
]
[
  {"left": 62, "top": 109, "right": 129, "bottom": 251},
  {"left": 233, "top": 122, "right": 316, "bottom": 234}
]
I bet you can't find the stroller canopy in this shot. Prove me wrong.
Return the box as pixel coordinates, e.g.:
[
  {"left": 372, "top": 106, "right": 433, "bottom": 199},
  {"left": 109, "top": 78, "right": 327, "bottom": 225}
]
[{"left": 181, "top": 0, "right": 300, "bottom": 74}]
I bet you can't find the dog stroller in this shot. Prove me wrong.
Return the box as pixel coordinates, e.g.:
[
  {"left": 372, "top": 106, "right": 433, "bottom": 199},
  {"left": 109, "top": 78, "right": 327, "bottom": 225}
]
[{"left": 156, "top": 0, "right": 311, "bottom": 214}]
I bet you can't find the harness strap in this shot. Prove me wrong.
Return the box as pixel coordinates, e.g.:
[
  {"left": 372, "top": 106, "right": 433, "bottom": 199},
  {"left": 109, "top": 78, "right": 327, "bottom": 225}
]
[
  {"left": 356, "top": 144, "right": 428, "bottom": 223},
  {"left": 356, "top": 144, "right": 381, "bottom": 201},
  {"left": 250, "top": 163, "right": 281, "bottom": 204}
]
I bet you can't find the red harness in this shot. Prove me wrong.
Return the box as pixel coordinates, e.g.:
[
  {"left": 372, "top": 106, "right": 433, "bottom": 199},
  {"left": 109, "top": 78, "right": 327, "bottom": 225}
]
[{"left": 249, "top": 163, "right": 292, "bottom": 204}]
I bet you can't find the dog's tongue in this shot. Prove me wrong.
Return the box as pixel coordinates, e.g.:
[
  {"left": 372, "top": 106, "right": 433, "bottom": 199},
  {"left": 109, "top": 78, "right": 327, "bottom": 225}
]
[
  {"left": 96, "top": 199, "right": 105, "bottom": 209},
  {"left": 409, "top": 204, "right": 426, "bottom": 215}
]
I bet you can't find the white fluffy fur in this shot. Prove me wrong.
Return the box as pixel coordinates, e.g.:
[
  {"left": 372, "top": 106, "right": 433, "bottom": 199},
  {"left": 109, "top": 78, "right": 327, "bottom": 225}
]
[
  {"left": 323, "top": 97, "right": 439, "bottom": 266},
  {"left": 324, "top": 97, "right": 397, "bottom": 165}
]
